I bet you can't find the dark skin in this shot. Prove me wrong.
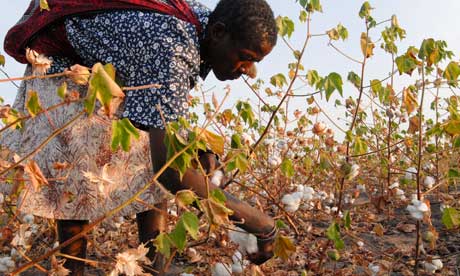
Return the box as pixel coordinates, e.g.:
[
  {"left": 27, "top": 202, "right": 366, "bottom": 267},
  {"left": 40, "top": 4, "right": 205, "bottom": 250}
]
[
  {"left": 57, "top": 21, "right": 276, "bottom": 276},
  {"left": 145, "top": 21, "right": 277, "bottom": 268}
]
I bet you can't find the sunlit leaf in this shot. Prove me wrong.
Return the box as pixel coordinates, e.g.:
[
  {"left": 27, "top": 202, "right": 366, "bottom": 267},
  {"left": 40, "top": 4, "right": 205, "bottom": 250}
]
[
  {"left": 443, "top": 61, "right": 460, "bottom": 86},
  {"left": 306, "top": 70, "right": 321, "bottom": 87},
  {"left": 181, "top": 212, "right": 199, "bottom": 240},
  {"left": 324, "top": 72, "right": 343, "bottom": 101},
  {"left": 408, "top": 116, "right": 420, "bottom": 134},
  {"left": 276, "top": 16, "right": 295, "bottom": 38},
  {"left": 326, "top": 222, "right": 344, "bottom": 249},
  {"left": 111, "top": 118, "right": 140, "bottom": 152},
  {"left": 57, "top": 82, "right": 67, "bottom": 99},
  {"left": 195, "top": 127, "right": 224, "bottom": 156},
  {"left": 359, "top": 2, "right": 372, "bottom": 19},
  {"left": 26, "top": 90, "right": 42, "bottom": 117},
  {"left": 347, "top": 71, "right": 361, "bottom": 89},
  {"left": 270, "top": 73, "right": 288, "bottom": 88},
  {"left": 352, "top": 136, "right": 368, "bottom": 155},
  {"left": 39, "top": 0, "right": 50, "bottom": 11},
  {"left": 176, "top": 190, "right": 197, "bottom": 208},
  {"left": 274, "top": 234, "right": 296, "bottom": 260},
  {"left": 200, "top": 198, "right": 233, "bottom": 226},
  {"left": 442, "top": 208, "right": 460, "bottom": 230},
  {"left": 403, "top": 87, "right": 418, "bottom": 114},
  {"left": 344, "top": 211, "right": 351, "bottom": 230},
  {"left": 169, "top": 221, "right": 186, "bottom": 251},
  {"left": 24, "top": 160, "right": 48, "bottom": 191},
  {"left": 327, "top": 249, "right": 340, "bottom": 261},
  {"left": 0, "top": 54, "right": 5, "bottom": 67},
  {"left": 154, "top": 233, "right": 172, "bottom": 258},
  {"left": 281, "top": 159, "right": 295, "bottom": 177},
  {"left": 360, "top": 32, "right": 374, "bottom": 58}
]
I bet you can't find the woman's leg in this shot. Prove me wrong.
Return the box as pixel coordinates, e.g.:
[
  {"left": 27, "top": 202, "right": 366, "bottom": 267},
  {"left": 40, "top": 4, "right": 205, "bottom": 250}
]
[
  {"left": 136, "top": 200, "right": 167, "bottom": 274},
  {"left": 56, "top": 219, "right": 88, "bottom": 276}
]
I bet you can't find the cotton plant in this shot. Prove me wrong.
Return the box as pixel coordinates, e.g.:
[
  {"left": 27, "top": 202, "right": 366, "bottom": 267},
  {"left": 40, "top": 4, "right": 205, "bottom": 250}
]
[
  {"left": 406, "top": 198, "right": 430, "bottom": 220},
  {"left": 423, "top": 176, "right": 435, "bottom": 189},
  {"left": 404, "top": 167, "right": 417, "bottom": 180},
  {"left": 368, "top": 263, "right": 380, "bottom": 276}
]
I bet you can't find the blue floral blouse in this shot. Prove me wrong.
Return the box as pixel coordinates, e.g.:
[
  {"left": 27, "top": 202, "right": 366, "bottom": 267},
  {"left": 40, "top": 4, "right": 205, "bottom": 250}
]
[{"left": 49, "top": 0, "right": 211, "bottom": 129}]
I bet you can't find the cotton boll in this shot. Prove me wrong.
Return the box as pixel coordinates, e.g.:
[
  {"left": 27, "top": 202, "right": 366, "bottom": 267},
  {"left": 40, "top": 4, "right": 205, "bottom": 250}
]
[
  {"left": 347, "top": 164, "right": 360, "bottom": 180},
  {"left": 180, "top": 273, "right": 195, "bottom": 276},
  {"left": 0, "top": 193, "right": 4, "bottom": 204},
  {"left": 211, "top": 170, "right": 224, "bottom": 187},
  {"left": 241, "top": 133, "right": 254, "bottom": 145},
  {"left": 212, "top": 263, "right": 232, "bottom": 276},
  {"left": 246, "top": 234, "right": 258, "bottom": 254},
  {"left": 389, "top": 182, "right": 399, "bottom": 189},
  {"left": 0, "top": 263, "right": 8, "bottom": 273},
  {"left": 424, "top": 262, "right": 437, "bottom": 274},
  {"left": 407, "top": 199, "right": 430, "bottom": 220},
  {"left": 22, "top": 214, "right": 34, "bottom": 224},
  {"left": 357, "top": 241, "right": 364, "bottom": 248},
  {"left": 276, "top": 140, "right": 288, "bottom": 151},
  {"left": 228, "top": 228, "right": 258, "bottom": 255},
  {"left": 281, "top": 193, "right": 302, "bottom": 212},
  {"left": 440, "top": 204, "right": 449, "bottom": 212},
  {"left": 405, "top": 167, "right": 417, "bottom": 180},
  {"left": 231, "top": 251, "right": 245, "bottom": 273},
  {"left": 423, "top": 176, "right": 435, "bottom": 189},
  {"left": 268, "top": 156, "right": 282, "bottom": 168},
  {"left": 263, "top": 138, "right": 275, "bottom": 147},
  {"left": 432, "top": 258, "right": 443, "bottom": 270},
  {"left": 356, "top": 184, "right": 366, "bottom": 192},
  {"left": 368, "top": 263, "right": 380, "bottom": 276},
  {"left": 302, "top": 186, "right": 315, "bottom": 201}
]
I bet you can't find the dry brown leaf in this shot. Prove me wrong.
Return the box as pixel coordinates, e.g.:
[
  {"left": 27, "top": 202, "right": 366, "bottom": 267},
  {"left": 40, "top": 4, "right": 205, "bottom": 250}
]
[
  {"left": 396, "top": 223, "right": 416, "bottom": 233},
  {"left": 403, "top": 87, "right": 418, "bottom": 114},
  {"left": 24, "top": 160, "right": 49, "bottom": 191},
  {"left": 373, "top": 223, "right": 385, "bottom": 237}
]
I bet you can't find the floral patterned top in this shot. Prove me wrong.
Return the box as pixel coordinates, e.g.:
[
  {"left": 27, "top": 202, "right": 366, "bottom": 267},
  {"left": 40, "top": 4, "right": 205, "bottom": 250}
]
[{"left": 51, "top": 0, "right": 211, "bottom": 129}]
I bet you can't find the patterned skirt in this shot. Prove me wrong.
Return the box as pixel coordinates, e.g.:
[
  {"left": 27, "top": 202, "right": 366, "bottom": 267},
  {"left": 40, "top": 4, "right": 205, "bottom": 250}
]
[{"left": 0, "top": 67, "right": 165, "bottom": 220}]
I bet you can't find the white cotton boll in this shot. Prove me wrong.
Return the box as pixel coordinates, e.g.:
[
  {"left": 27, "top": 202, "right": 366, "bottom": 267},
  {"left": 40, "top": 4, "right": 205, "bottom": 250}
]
[
  {"left": 302, "top": 187, "right": 315, "bottom": 201},
  {"left": 424, "top": 262, "right": 437, "bottom": 274},
  {"left": 405, "top": 167, "right": 417, "bottom": 180},
  {"left": 0, "top": 193, "right": 4, "bottom": 204},
  {"left": 423, "top": 162, "right": 434, "bottom": 171},
  {"left": 389, "top": 155, "right": 396, "bottom": 163},
  {"left": 22, "top": 214, "right": 34, "bottom": 224},
  {"left": 268, "top": 156, "right": 282, "bottom": 168},
  {"left": 348, "top": 164, "right": 360, "bottom": 180},
  {"left": 389, "top": 182, "right": 399, "bottom": 189},
  {"left": 276, "top": 140, "right": 288, "bottom": 151},
  {"left": 296, "top": 185, "right": 305, "bottom": 193},
  {"left": 394, "top": 188, "right": 405, "bottom": 200},
  {"left": 263, "top": 138, "right": 275, "bottom": 147},
  {"left": 246, "top": 234, "right": 258, "bottom": 254},
  {"left": 228, "top": 228, "right": 258, "bottom": 255},
  {"left": 407, "top": 199, "right": 429, "bottom": 220},
  {"left": 30, "top": 224, "right": 39, "bottom": 234},
  {"left": 241, "top": 133, "right": 254, "bottom": 145},
  {"left": 357, "top": 241, "right": 364, "bottom": 248},
  {"left": 282, "top": 193, "right": 302, "bottom": 212},
  {"left": 180, "top": 273, "right": 195, "bottom": 276},
  {"left": 368, "top": 263, "right": 380, "bottom": 276},
  {"left": 440, "top": 204, "right": 449, "bottom": 212},
  {"left": 432, "top": 258, "right": 443, "bottom": 270},
  {"left": 331, "top": 206, "right": 338, "bottom": 213},
  {"left": 212, "top": 263, "right": 232, "bottom": 276},
  {"left": 324, "top": 206, "right": 331, "bottom": 214},
  {"left": 232, "top": 251, "right": 243, "bottom": 264},
  {"left": 356, "top": 184, "right": 366, "bottom": 192},
  {"left": 211, "top": 170, "right": 224, "bottom": 187},
  {"left": 0, "top": 263, "right": 8, "bottom": 273},
  {"left": 1, "top": 257, "right": 15, "bottom": 269},
  {"left": 231, "top": 262, "right": 244, "bottom": 274},
  {"left": 316, "top": 190, "right": 328, "bottom": 201},
  {"left": 423, "top": 176, "right": 435, "bottom": 189}
]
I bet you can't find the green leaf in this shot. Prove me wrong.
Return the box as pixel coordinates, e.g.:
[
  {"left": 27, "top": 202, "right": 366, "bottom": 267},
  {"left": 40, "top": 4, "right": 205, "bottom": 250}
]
[
  {"left": 236, "top": 101, "right": 256, "bottom": 126},
  {"left": 337, "top": 23, "right": 348, "bottom": 40},
  {"left": 299, "top": 10, "right": 308, "bottom": 22},
  {"left": 176, "top": 190, "right": 197, "bottom": 208},
  {"left": 26, "top": 90, "right": 42, "bottom": 117},
  {"left": 370, "top": 79, "right": 383, "bottom": 95},
  {"left": 270, "top": 73, "right": 288, "bottom": 88},
  {"left": 324, "top": 72, "right": 343, "bottom": 101},
  {"left": 276, "top": 16, "right": 295, "bottom": 38},
  {"left": 448, "top": 168, "right": 460, "bottom": 178},
  {"left": 111, "top": 118, "right": 140, "bottom": 152},
  {"left": 444, "top": 119, "right": 460, "bottom": 135},
  {"left": 453, "top": 136, "right": 460, "bottom": 148},
  {"left": 326, "top": 222, "right": 344, "bottom": 250},
  {"left": 347, "top": 71, "right": 361, "bottom": 89},
  {"left": 395, "top": 48, "right": 420, "bottom": 76},
  {"left": 281, "top": 159, "right": 295, "bottom": 177},
  {"left": 0, "top": 54, "right": 5, "bottom": 67},
  {"left": 231, "top": 134, "right": 242, "bottom": 149},
  {"left": 234, "top": 153, "right": 249, "bottom": 173},
  {"left": 326, "top": 28, "right": 339, "bottom": 41},
  {"left": 344, "top": 211, "right": 351, "bottom": 230},
  {"left": 274, "top": 234, "right": 296, "bottom": 260},
  {"left": 327, "top": 249, "right": 340, "bottom": 261},
  {"left": 154, "top": 233, "right": 172, "bottom": 258},
  {"left": 418, "top": 38, "right": 440, "bottom": 66},
  {"left": 57, "top": 82, "right": 67, "bottom": 99},
  {"left": 306, "top": 70, "right": 321, "bottom": 87},
  {"left": 181, "top": 212, "right": 200, "bottom": 240},
  {"left": 442, "top": 208, "right": 460, "bottom": 229},
  {"left": 169, "top": 221, "right": 187, "bottom": 251},
  {"left": 210, "top": 189, "right": 227, "bottom": 204},
  {"left": 359, "top": 2, "right": 372, "bottom": 19},
  {"left": 352, "top": 136, "right": 368, "bottom": 155},
  {"left": 307, "top": 0, "right": 323, "bottom": 12},
  {"left": 443, "top": 61, "right": 460, "bottom": 86},
  {"left": 275, "top": 219, "right": 288, "bottom": 229},
  {"left": 39, "top": 0, "right": 50, "bottom": 11}
]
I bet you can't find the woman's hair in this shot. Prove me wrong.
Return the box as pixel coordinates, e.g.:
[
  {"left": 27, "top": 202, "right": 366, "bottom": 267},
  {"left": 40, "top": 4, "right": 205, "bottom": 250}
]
[{"left": 208, "top": 0, "right": 277, "bottom": 48}]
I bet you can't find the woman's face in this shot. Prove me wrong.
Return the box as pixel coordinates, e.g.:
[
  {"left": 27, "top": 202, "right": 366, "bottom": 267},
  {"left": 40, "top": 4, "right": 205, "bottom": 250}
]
[{"left": 204, "top": 24, "right": 274, "bottom": 81}]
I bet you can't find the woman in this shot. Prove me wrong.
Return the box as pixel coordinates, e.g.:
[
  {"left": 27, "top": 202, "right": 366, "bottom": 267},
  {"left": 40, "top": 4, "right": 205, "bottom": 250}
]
[{"left": 2, "top": 0, "right": 278, "bottom": 274}]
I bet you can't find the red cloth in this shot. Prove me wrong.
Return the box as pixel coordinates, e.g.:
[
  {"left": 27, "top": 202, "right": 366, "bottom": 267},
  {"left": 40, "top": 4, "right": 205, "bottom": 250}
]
[{"left": 4, "top": 0, "right": 202, "bottom": 64}]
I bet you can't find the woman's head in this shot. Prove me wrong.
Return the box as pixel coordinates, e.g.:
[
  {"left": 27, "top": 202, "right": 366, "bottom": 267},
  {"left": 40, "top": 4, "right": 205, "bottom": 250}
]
[{"left": 203, "top": 0, "right": 277, "bottom": 81}]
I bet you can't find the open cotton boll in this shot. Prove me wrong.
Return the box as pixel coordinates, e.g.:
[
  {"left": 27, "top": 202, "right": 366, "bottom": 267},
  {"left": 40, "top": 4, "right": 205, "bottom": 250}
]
[
  {"left": 241, "top": 133, "right": 254, "bottom": 145},
  {"left": 263, "top": 138, "right": 275, "bottom": 147},
  {"left": 228, "top": 227, "right": 258, "bottom": 255},
  {"left": 389, "top": 182, "right": 399, "bottom": 189},
  {"left": 405, "top": 167, "right": 417, "bottom": 180},
  {"left": 432, "top": 258, "right": 443, "bottom": 270},
  {"left": 282, "top": 192, "right": 302, "bottom": 212},
  {"left": 268, "top": 156, "right": 282, "bottom": 168},
  {"left": 347, "top": 164, "right": 360, "bottom": 180},
  {"left": 212, "top": 262, "right": 232, "bottom": 276},
  {"left": 22, "top": 214, "right": 34, "bottom": 224},
  {"left": 211, "top": 170, "right": 224, "bottom": 187},
  {"left": 424, "top": 259, "right": 442, "bottom": 274},
  {"left": 180, "top": 274, "right": 195, "bottom": 276},
  {"left": 0, "top": 193, "right": 4, "bottom": 204},
  {"left": 407, "top": 199, "right": 429, "bottom": 220},
  {"left": 231, "top": 251, "right": 248, "bottom": 274},
  {"left": 276, "top": 140, "right": 289, "bottom": 151},
  {"left": 302, "top": 186, "right": 315, "bottom": 201},
  {"left": 368, "top": 263, "right": 380, "bottom": 276},
  {"left": 423, "top": 176, "right": 435, "bottom": 189}
]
